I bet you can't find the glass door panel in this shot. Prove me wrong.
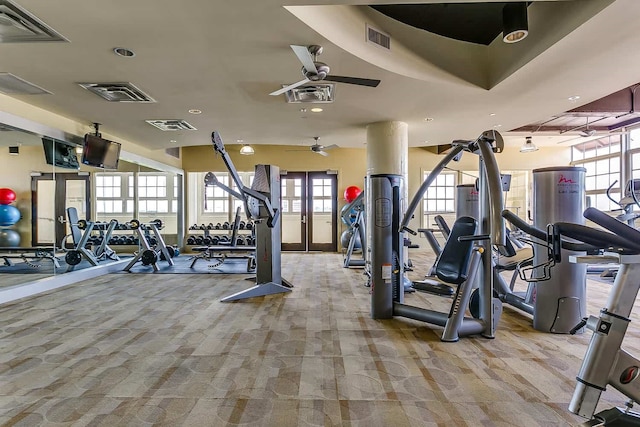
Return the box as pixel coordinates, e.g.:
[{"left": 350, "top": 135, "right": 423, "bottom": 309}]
[
  {"left": 308, "top": 172, "right": 337, "bottom": 252},
  {"left": 281, "top": 172, "right": 306, "bottom": 251},
  {"left": 35, "top": 180, "right": 56, "bottom": 245}
]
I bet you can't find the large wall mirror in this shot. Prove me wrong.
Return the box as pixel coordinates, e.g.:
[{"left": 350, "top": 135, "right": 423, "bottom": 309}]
[{"left": 0, "top": 118, "right": 183, "bottom": 296}]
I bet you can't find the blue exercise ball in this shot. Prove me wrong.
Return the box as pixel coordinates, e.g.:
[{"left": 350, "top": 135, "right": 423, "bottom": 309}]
[
  {"left": 0, "top": 228, "right": 20, "bottom": 247},
  {"left": 0, "top": 205, "right": 20, "bottom": 226},
  {"left": 340, "top": 229, "right": 362, "bottom": 250}
]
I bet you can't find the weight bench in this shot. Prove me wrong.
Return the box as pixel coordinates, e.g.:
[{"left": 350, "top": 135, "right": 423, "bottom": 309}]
[
  {"left": 189, "top": 207, "right": 256, "bottom": 270},
  {"left": 0, "top": 247, "right": 61, "bottom": 269}
]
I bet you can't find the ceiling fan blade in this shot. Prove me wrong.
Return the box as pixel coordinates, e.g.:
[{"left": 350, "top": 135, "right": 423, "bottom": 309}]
[
  {"left": 325, "top": 75, "right": 380, "bottom": 87},
  {"left": 290, "top": 45, "right": 318, "bottom": 74},
  {"left": 269, "top": 78, "right": 310, "bottom": 96},
  {"left": 316, "top": 150, "right": 329, "bottom": 157},
  {"left": 321, "top": 144, "right": 338, "bottom": 150}
]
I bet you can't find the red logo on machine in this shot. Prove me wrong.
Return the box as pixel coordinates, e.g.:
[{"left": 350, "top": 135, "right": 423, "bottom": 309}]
[
  {"left": 620, "top": 366, "right": 640, "bottom": 384},
  {"left": 558, "top": 174, "right": 577, "bottom": 184}
]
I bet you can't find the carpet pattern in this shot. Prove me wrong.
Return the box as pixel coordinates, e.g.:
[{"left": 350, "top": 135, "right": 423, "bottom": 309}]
[{"left": 0, "top": 251, "right": 638, "bottom": 426}]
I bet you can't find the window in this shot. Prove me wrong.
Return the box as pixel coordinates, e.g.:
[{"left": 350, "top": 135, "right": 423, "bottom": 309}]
[
  {"left": 204, "top": 173, "right": 230, "bottom": 213},
  {"left": 312, "top": 178, "right": 333, "bottom": 213},
  {"left": 572, "top": 135, "right": 622, "bottom": 211},
  {"left": 282, "top": 178, "right": 302, "bottom": 213},
  {"left": 197, "top": 171, "right": 255, "bottom": 221},
  {"left": 422, "top": 171, "right": 456, "bottom": 228},
  {"left": 95, "top": 173, "right": 133, "bottom": 214},
  {"left": 136, "top": 173, "right": 178, "bottom": 214}
]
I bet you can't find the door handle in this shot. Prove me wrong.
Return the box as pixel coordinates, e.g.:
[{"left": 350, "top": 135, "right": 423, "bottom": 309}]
[
  {"left": 301, "top": 215, "right": 306, "bottom": 224},
  {"left": 57, "top": 215, "right": 66, "bottom": 224}
]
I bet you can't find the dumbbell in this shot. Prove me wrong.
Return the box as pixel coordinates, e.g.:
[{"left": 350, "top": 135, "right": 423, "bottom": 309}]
[
  {"left": 65, "top": 250, "right": 82, "bottom": 266},
  {"left": 215, "top": 223, "right": 222, "bottom": 230},
  {"left": 189, "top": 224, "right": 198, "bottom": 230},
  {"left": 236, "top": 236, "right": 245, "bottom": 246},
  {"left": 222, "top": 222, "right": 230, "bottom": 230},
  {"left": 239, "top": 221, "right": 246, "bottom": 230},
  {"left": 141, "top": 249, "right": 158, "bottom": 266},
  {"left": 159, "top": 246, "right": 175, "bottom": 261},
  {"left": 187, "top": 235, "right": 196, "bottom": 245},
  {"left": 245, "top": 222, "right": 253, "bottom": 230},
  {"left": 218, "top": 236, "right": 229, "bottom": 243},
  {"left": 203, "top": 236, "right": 212, "bottom": 245},
  {"left": 195, "top": 236, "right": 204, "bottom": 245},
  {"left": 211, "top": 236, "right": 220, "bottom": 245}
]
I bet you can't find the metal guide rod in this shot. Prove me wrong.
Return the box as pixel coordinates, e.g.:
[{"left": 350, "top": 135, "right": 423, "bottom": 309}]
[
  {"left": 210, "top": 131, "right": 277, "bottom": 225},
  {"left": 476, "top": 136, "right": 506, "bottom": 246},
  {"left": 400, "top": 144, "right": 464, "bottom": 232}
]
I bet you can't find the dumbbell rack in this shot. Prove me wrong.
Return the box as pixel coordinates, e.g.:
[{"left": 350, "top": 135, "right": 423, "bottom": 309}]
[
  {"left": 123, "top": 222, "right": 174, "bottom": 272},
  {"left": 186, "top": 223, "right": 255, "bottom": 248}
]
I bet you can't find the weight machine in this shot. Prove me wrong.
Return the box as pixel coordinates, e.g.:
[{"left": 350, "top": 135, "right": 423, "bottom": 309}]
[
  {"left": 210, "top": 131, "right": 293, "bottom": 302},
  {"left": 341, "top": 191, "right": 366, "bottom": 268},
  {"left": 503, "top": 206, "right": 640, "bottom": 425},
  {"left": 369, "top": 130, "right": 507, "bottom": 342}
]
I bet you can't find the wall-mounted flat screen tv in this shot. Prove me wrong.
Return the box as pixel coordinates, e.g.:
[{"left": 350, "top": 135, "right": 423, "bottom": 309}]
[
  {"left": 42, "top": 137, "right": 80, "bottom": 170},
  {"left": 82, "top": 134, "right": 121, "bottom": 170}
]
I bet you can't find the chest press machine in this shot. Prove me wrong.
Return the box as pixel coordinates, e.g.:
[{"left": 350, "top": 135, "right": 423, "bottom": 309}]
[{"left": 210, "top": 131, "right": 293, "bottom": 302}]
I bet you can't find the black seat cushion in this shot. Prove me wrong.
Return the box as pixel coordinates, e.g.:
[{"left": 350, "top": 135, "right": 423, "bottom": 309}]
[{"left": 435, "top": 216, "right": 477, "bottom": 285}]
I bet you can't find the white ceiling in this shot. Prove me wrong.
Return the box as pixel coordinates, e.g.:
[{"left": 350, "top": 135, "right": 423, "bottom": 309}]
[{"left": 0, "top": 0, "right": 637, "bottom": 151}]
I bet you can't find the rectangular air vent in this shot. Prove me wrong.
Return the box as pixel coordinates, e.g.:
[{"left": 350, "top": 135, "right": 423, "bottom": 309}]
[
  {"left": 165, "top": 147, "right": 180, "bottom": 158},
  {"left": 79, "top": 82, "right": 156, "bottom": 103},
  {"left": 145, "top": 120, "right": 197, "bottom": 132},
  {"left": 285, "top": 84, "right": 335, "bottom": 104},
  {"left": 366, "top": 24, "right": 390, "bottom": 50},
  {"left": 0, "top": 0, "right": 67, "bottom": 43},
  {"left": 0, "top": 73, "right": 50, "bottom": 94}
]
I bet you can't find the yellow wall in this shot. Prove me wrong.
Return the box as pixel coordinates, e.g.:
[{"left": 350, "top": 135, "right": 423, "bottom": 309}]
[{"left": 182, "top": 143, "right": 572, "bottom": 237}]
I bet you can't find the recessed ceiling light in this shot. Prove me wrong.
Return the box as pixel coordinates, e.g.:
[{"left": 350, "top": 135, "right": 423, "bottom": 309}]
[
  {"left": 489, "top": 113, "right": 496, "bottom": 117},
  {"left": 237, "top": 139, "right": 244, "bottom": 143},
  {"left": 568, "top": 95, "right": 581, "bottom": 102},
  {"left": 188, "top": 109, "right": 202, "bottom": 114},
  {"left": 169, "top": 139, "right": 177, "bottom": 144},
  {"left": 423, "top": 117, "right": 434, "bottom": 122},
  {"left": 494, "top": 124, "right": 502, "bottom": 128},
  {"left": 113, "top": 47, "right": 135, "bottom": 58},
  {"left": 300, "top": 108, "right": 307, "bottom": 113},
  {"left": 310, "top": 107, "right": 323, "bottom": 113}
]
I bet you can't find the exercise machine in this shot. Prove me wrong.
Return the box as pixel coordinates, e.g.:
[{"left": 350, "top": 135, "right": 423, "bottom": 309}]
[
  {"left": 341, "top": 190, "right": 366, "bottom": 268},
  {"left": 503, "top": 207, "right": 640, "bottom": 425},
  {"left": 369, "top": 130, "right": 507, "bottom": 342},
  {"left": 0, "top": 246, "right": 60, "bottom": 268},
  {"left": 211, "top": 131, "right": 293, "bottom": 302},
  {"left": 492, "top": 167, "right": 587, "bottom": 333}
]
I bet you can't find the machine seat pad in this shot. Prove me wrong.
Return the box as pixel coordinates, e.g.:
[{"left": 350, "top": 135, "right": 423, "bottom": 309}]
[
  {"left": 434, "top": 216, "right": 477, "bottom": 285},
  {"left": 495, "top": 247, "right": 533, "bottom": 270}
]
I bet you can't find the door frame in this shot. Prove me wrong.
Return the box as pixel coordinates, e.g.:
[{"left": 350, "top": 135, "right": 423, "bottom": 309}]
[
  {"left": 281, "top": 171, "right": 307, "bottom": 251},
  {"left": 31, "top": 172, "right": 91, "bottom": 247},
  {"left": 307, "top": 171, "right": 337, "bottom": 252}
]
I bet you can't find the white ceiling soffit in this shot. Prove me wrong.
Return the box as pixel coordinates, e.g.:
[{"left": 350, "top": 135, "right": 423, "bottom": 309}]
[
  {"left": 78, "top": 83, "right": 156, "bottom": 103},
  {"left": 0, "top": 0, "right": 67, "bottom": 43},
  {"left": 285, "top": 1, "right": 614, "bottom": 90},
  {"left": 0, "top": 72, "right": 50, "bottom": 94},
  {"left": 285, "top": 84, "right": 335, "bottom": 103},
  {"left": 145, "top": 120, "right": 197, "bottom": 132}
]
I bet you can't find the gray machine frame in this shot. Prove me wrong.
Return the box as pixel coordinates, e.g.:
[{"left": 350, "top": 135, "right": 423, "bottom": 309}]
[
  {"left": 504, "top": 206, "right": 640, "bottom": 425},
  {"left": 210, "top": 131, "right": 293, "bottom": 302},
  {"left": 370, "top": 130, "right": 507, "bottom": 342},
  {"left": 341, "top": 190, "right": 366, "bottom": 268}
]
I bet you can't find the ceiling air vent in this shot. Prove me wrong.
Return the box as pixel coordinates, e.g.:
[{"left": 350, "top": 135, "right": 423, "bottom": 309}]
[
  {"left": 0, "top": 0, "right": 67, "bottom": 43},
  {"left": 145, "top": 120, "right": 197, "bottom": 132},
  {"left": 78, "top": 82, "right": 156, "bottom": 103},
  {"left": 0, "top": 72, "right": 50, "bottom": 94},
  {"left": 285, "top": 84, "right": 335, "bottom": 104},
  {"left": 366, "top": 24, "right": 390, "bottom": 50}
]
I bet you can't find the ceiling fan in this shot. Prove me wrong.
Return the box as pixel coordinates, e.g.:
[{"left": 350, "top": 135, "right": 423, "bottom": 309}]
[
  {"left": 287, "top": 137, "right": 338, "bottom": 156},
  {"left": 269, "top": 45, "right": 381, "bottom": 96}
]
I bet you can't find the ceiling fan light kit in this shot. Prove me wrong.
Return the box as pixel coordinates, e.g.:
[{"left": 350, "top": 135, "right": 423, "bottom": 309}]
[
  {"left": 269, "top": 44, "right": 381, "bottom": 96},
  {"left": 239, "top": 145, "right": 255, "bottom": 155},
  {"left": 520, "top": 136, "right": 538, "bottom": 153}
]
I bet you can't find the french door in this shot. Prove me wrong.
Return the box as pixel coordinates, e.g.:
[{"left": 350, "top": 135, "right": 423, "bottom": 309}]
[
  {"left": 281, "top": 171, "right": 337, "bottom": 252},
  {"left": 31, "top": 173, "right": 91, "bottom": 247}
]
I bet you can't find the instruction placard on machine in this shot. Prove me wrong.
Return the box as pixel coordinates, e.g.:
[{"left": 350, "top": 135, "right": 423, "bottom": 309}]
[
  {"left": 382, "top": 263, "right": 391, "bottom": 284},
  {"left": 375, "top": 198, "right": 391, "bottom": 227}
]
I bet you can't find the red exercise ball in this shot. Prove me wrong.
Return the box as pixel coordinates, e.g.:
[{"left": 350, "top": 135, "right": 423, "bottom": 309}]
[
  {"left": 344, "top": 186, "right": 362, "bottom": 203},
  {"left": 0, "top": 188, "right": 16, "bottom": 205}
]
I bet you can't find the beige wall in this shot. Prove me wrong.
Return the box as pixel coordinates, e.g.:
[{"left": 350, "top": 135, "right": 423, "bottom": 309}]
[{"left": 182, "top": 143, "right": 572, "bottom": 243}]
